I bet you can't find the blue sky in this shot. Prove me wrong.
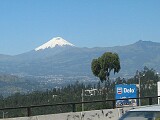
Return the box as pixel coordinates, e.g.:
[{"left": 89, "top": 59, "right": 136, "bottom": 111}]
[{"left": 0, "top": 0, "right": 160, "bottom": 55}]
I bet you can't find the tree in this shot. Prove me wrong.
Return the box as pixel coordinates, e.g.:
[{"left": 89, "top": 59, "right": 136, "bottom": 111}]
[
  {"left": 91, "top": 52, "right": 120, "bottom": 102},
  {"left": 91, "top": 52, "right": 121, "bottom": 82}
]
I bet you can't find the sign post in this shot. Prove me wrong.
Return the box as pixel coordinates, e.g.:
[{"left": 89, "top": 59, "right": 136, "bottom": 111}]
[{"left": 158, "top": 82, "right": 160, "bottom": 104}]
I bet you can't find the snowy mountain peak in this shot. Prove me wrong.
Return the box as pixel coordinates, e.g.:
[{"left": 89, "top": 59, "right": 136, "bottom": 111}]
[{"left": 35, "top": 37, "right": 75, "bottom": 51}]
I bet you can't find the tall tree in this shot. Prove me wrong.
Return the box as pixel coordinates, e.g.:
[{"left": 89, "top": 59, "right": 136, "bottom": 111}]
[
  {"left": 91, "top": 52, "right": 121, "bottom": 82},
  {"left": 91, "top": 52, "right": 120, "bottom": 102}
]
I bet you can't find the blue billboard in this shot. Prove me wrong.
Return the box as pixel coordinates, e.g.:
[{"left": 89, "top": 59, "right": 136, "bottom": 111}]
[{"left": 115, "top": 84, "right": 137, "bottom": 99}]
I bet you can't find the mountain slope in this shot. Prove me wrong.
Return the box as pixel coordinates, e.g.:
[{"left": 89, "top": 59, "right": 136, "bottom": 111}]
[{"left": 0, "top": 39, "right": 160, "bottom": 78}]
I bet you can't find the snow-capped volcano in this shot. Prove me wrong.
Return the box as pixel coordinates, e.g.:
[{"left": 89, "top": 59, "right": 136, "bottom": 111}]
[{"left": 35, "top": 37, "right": 75, "bottom": 51}]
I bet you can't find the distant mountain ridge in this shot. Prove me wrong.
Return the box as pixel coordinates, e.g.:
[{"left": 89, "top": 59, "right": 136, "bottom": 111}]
[{"left": 0, "top": 38, "right": 160, "bottom": 78}]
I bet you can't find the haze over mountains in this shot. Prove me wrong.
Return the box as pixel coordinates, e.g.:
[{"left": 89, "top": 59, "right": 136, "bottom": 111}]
[
  {"left": 0, "top": 37, "right": 160, "bottom": 78},
  {"left": 0, "top": 37, "right": 160, "bottom": 96}
]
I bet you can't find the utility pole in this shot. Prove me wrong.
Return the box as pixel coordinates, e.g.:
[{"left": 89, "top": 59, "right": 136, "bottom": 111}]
[
  {"left": 138, "top": 73, "right": 141, "bottom": 106},
  {"left": 82, "top": 89, "right": 84, "bottom": 111},
  {"left": 137, "top": 71, "right": 145, "bottom": 106}
]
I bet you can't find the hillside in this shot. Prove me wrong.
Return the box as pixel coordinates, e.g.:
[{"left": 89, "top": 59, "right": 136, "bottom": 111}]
[
  {"left": 0, "top": 39, "right": 160, "bottom": 96},
  {"left": 0, "top": 40, "right": 160, "bottom": 78}
]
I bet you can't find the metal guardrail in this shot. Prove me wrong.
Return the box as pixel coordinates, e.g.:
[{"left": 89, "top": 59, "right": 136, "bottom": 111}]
[{"left": 0, "top": 96, "right": 159, "bottom": 117}]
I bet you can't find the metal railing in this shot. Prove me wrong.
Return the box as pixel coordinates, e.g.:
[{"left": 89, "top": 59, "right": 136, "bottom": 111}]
[{"left": 0, "top": 96, "right": 159, "bottom": 117}]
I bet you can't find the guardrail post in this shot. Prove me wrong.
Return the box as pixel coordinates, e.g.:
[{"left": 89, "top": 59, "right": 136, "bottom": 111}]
[
  {"left": 112, "top": 100, "right": 116, "bottom": 109},
  {"left": 149, "top": 97, "right": 152, "bottom": 105},
  {"left": 27, "top": 107, "right": 31, "bottom": 116},
  {"left": 72, "top": 103, "right": 76, "bottom": 112}
]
